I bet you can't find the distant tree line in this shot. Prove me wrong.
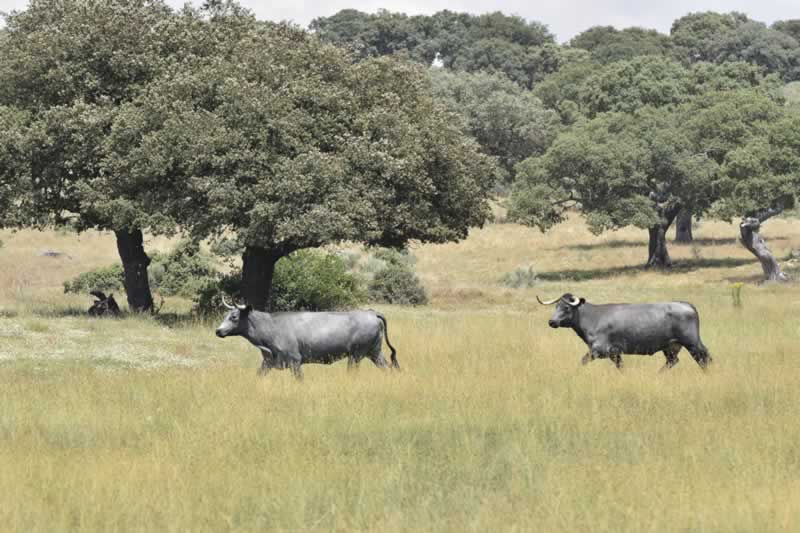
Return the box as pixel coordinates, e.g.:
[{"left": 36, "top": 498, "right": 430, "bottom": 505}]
[
  {"left": 312, "top": 9, "right": 800, "bottom": 280},
  {"left": 0, "top": 1, "right": 798, "bottom": 318}
]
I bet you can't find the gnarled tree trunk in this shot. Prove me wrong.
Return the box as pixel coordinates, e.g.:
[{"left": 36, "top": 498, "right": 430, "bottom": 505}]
[
  {"left": 114, "top": 228, "right": 154, "bottom": 313},
  {"left": 675, "top": 209, "right": 693, "bottom": 243},
  {"left": 646, "top": 204, "right": 681, "bottom": 269},
  {"left": 241, "top": 246, "right": 281, "bottom": 311},
  {"left": 739, "top": 209, "right": 789, "bottom": 282}
]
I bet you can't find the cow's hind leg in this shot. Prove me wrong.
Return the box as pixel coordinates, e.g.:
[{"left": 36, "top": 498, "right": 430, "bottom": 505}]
[
  {"left": 687, "top": 342, "right": 712, "bottom": 371},
  {"left": 347, "top": 356, "right": 361, "bottom": 372},
  {"left": 660, "top": 344, "right": 681, "bottom": 373},
  {"left": 369, "top": 351, "right": 390, "bottom": 370}
]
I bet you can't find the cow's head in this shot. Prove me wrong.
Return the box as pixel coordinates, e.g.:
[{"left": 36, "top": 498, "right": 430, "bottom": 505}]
[
  {"left": 537, "top": 293, "right": 585, "bottom": 328},
  {"left": 215, "top": 296, "right": 252, "bottom": 338}
]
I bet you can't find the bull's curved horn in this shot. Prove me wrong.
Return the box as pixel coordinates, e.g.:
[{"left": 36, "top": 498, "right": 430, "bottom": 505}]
[
  {"left": 221, "top": 295, "right": 235, "bottom": 310},
  {"left": 536, "top": 295, "right": 560, "bottom": 305},
  {"left": 565, "top": 295, "right": 582, "bottom": 306}
]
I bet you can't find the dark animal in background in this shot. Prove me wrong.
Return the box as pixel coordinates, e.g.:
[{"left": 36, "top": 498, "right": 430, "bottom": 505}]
[
  {"left": 88, "top": 291, "right": 121, "bottom": 317},
  {"left": 215, "top": 297, "right": 399, "bottom": 380},
  {"left": 537, "top": 293, "right": 711, "bottom": 372}
]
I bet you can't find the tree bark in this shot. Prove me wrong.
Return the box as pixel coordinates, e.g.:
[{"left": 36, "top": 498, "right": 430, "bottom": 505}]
[
  {"left": 114, "top": 228, "right": 154, "bottom": 313},
  {"left": 241, "top": 246, "right": 281, "bottom": 311},
  {"left": 646, "top": 205, "right": 680, "bottom": 268},
  {"left": 647, "top": 225, "right": 672, "bottom": 268},
  {"left": 675, "top": 209, "right": 693, "bottom": 243},
  {"left": 739, "top": 209, "right": 789, "bottom": 282}
]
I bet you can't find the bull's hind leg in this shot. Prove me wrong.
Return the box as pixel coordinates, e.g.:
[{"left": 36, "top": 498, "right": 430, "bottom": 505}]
[
  {"left": 369, "top": 351, "right": 390, "bottom": 370},
  {"left": 687, "top": 343, "right": 712, "bottom": 371},
  {"left": 660, "top": 344, "right": 681, "bottom": 373}
]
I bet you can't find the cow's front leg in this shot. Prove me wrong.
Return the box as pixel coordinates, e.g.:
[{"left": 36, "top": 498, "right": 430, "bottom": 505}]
[
  {"left": 258, "top": 348, "right": 273, "bottom": 377},
  {"left": 609, "top": 352, "right": 623, "bottom": 371},
  {"left": 289, "top": 357, "right": 304, "bottom": 381}
]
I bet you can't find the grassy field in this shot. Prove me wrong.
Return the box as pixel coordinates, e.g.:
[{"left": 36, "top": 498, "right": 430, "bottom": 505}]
[{"left": 1, "top": 215, "right": 799, "bottom": 531}]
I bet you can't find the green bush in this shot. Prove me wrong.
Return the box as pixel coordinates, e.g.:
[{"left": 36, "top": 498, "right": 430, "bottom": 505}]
[
  {"left": 148, "top": 240, "right": 218, "bottom": 297},
  {"left": 193, "top": 249, "right": 366, "bottom": 314},
  {"left": 272, "top": 250, "right": 366, "bottom": 311},
  {"left": 368, "top": 263, "right": 428, "bottom": 305},
  {"left": 64, "top": 240, "right": 217, "bottom": 298},
  {"left": 63, "top": 264, "right": 125, "bottom": 294}
]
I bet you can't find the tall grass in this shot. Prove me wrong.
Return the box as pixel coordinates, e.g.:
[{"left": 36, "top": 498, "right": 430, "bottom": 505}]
[{"left": 0, "top": 218, "right": 799, "bottom": 531}]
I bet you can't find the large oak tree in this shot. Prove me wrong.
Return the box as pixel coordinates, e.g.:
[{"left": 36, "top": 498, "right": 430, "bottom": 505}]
[{"left": 105, "top": 24, "right": 500, "bottom": 310}]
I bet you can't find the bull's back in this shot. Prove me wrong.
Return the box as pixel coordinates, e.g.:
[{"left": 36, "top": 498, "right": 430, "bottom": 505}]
[
  {"left": 594, "top": 302, "right": 699, "bottom": 354},
  {"left": 273, "top": 311, "right": 382, "bottom": 356}
]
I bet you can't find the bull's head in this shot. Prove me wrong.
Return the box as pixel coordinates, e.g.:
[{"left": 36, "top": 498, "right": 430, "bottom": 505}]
[
  {"left": 537, "top": 293, "right": 585, "bottom": 328},
  {"left": 215, "top": 296, "right": 252, "bottom": 338}
]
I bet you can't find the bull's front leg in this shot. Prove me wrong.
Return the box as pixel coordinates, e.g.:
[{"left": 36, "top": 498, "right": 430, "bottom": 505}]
[
  {"left": 590, "top": 344, "right": 623, "bottom": 372},
  {"left": 258, "top": 348, "right": 274, "bottom": 377}
]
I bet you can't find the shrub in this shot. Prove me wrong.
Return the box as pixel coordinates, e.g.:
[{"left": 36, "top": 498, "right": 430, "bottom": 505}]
[
  {"left": 368, "top": 264, "right": 428, "bottom": 305},
  {"left": 64, "top": 264, "right": 125, "bottom": 294},
  {"left": 272, "top": 250, "right": 366, "bottom": 311},
  {"left": 64, "top": 240, "right": 217, "bottom": 298},
  {"left": 148, "top": 240, "right": 217, "bottom": 297},
  {"left": 193, "top": 249, "right": 366, "bottom": 314},
  {"left": 500, "top": 266, "right": 539, "bottom": 288}
]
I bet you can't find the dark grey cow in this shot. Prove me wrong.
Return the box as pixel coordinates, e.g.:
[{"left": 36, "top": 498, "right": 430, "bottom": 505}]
[
  {"left": 215, "top": 298, "right": 398, "bottom": 379},
  {"left": 538, "top": 293, "right": 711, "bottom": 371}
]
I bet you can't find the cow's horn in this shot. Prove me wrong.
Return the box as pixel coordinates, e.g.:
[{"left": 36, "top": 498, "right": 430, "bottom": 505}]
[
  {"left": 221, "top": 295, "right": 235, "bottom": 310},
  {"left": 565, "top": 295, "right": 581, "bottom": 306},
  {"left": 536, "top": 295, "right": 560, "bottom": 305}
]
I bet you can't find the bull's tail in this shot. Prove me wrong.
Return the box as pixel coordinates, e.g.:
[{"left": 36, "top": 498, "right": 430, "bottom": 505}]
[{"left": 376, "top": 312, "right": 399, "bottom": 370}]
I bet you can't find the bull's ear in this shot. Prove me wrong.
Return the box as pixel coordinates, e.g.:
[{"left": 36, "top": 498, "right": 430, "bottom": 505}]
[
  {"left": 244, "top": 305, "right": 253, "bottom": 312},
  {"left": 579, "top": 298, "right": 586, "bottom": 305}
]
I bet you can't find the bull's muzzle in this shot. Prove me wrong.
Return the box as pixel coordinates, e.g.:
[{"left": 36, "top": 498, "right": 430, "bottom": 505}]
[
  {"left": 215, "top": 329, "right": 226, "bottom": 338},
  {"left": 548, "top": 320, "right": 558, "bottom": 328}
]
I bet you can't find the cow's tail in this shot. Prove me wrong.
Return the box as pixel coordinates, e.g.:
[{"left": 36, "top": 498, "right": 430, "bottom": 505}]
[{"left": 376, "top": 312, "right": 399, "bottom": 370}]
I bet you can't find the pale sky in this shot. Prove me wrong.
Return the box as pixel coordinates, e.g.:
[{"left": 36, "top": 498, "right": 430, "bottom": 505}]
[{"left": 1, "top": 0, "right": 798, "bottom": 42}]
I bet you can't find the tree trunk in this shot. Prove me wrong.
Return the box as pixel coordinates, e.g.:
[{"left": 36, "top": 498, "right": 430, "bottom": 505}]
[
  {"left": 646, "top": 204, "right": 680, "bottom": 269},
  {"left": 647, "top": 225, "right": 672, "bottom": 268},
  {"left": 114, "top": 228, "right": 154, "bottom": 313},
  {"left": 241, "top": 246, "right": 281, "bottom": 311},
  {"left": 675, "top": 209, "right": 693, "bottom": 243},
  {"left": 739, "top": 211, "right": 789, "bottom": 282}
]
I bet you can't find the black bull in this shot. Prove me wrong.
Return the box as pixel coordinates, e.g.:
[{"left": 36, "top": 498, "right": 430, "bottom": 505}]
[
  {"left": 215, "top": 301, "right": 398, "bottom": 380},
  {"left": 538, "top": 293, "right": 712, "bottom": 371}
]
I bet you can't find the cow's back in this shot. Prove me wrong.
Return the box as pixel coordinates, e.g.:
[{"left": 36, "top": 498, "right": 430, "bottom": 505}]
[
  {"left": 271, "top": 310, "right": 382, "bottom": 358},
  {"left": 588, "top": 302, "right": 699, "bottom": 354}
]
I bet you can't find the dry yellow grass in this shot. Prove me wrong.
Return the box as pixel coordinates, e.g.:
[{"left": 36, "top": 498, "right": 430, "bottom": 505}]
[{"left": 0, "top": 216, "right": 799, "bottom": 531}]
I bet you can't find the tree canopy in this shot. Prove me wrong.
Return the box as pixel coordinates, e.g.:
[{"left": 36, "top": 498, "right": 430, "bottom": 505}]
[{"left": 104, "top": 24, "right": 500, "bottom": 309}]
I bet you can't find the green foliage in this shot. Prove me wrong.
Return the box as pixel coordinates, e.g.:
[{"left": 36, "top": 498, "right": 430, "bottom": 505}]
[
  {"left": 311, "top": 9, "right": 554, "bottom": 72},
  {"left": 570, "top": 26, "right": 672, "bottom": 63},
  {"left": 106, "top": 25, "right": 499, "bottom": 256},
  {"left": 64, "top": 241, "right": 218, "bottom": 298},
  {"left": 148, "top": 241, "right": 218, "bottom": 298},
  {"left": 193, "top": 250, "right": 366, "bottom": 313},
  {"left": 510, "top": 107, "right": 722, "bottom": 234},
  {"left": 671, "top": 12, "right": 800, "bottom": 81},
  {"left": 429, "top": 69, "right": 560, "bottom": 182},
  {"left": 367, "top": 264, "right": 428, "bottom": 305},
  {"left": 63, "top": 264, "right": 124, "bottom": 295},
  {"left": 271, "top": 250, "right": 366, "bottom": 312}
]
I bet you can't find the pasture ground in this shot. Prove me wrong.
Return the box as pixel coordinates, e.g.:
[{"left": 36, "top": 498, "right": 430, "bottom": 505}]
[{"left": 1, "top": 215, "right": 799, "bottom": 532}]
